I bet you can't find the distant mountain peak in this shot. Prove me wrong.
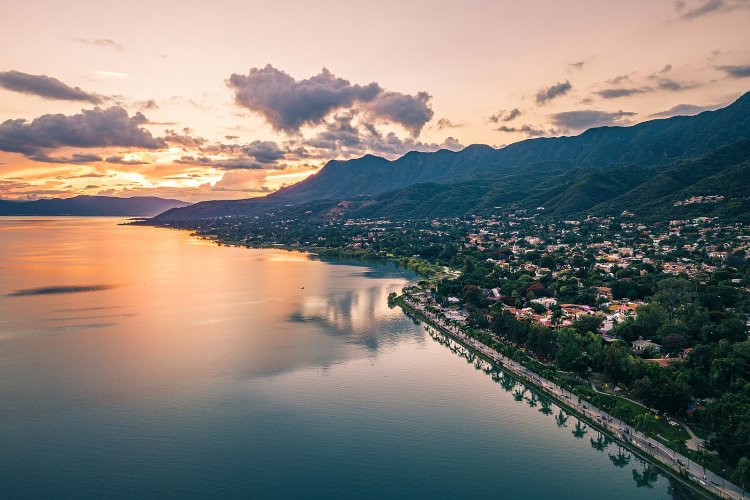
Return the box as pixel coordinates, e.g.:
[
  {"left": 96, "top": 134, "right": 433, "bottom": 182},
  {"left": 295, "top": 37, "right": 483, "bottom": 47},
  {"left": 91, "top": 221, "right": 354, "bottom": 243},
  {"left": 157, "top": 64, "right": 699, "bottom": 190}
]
[{"left": 154, "top": 90, "right": 750, "bottom": 221}]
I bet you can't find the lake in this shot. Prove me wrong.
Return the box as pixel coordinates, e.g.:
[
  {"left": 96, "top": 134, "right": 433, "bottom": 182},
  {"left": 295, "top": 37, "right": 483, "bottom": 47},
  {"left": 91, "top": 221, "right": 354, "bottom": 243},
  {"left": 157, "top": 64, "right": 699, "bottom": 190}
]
[{"left": 0, "top": 217, "right": 690, "bottom": 498}]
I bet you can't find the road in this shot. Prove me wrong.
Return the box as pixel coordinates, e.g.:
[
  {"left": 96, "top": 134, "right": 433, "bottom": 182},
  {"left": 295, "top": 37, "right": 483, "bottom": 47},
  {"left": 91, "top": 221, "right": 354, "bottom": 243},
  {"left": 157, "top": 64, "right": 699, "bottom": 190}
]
[{"left": 403, "top": 296, "right": 749, "bottom": 500}]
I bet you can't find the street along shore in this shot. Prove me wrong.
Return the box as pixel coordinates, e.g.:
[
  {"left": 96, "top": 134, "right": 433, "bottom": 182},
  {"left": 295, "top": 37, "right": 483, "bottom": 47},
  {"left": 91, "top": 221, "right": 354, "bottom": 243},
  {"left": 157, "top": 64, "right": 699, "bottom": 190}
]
[{"left": 396, "top": 294, "right": 745, "bottom": 500}]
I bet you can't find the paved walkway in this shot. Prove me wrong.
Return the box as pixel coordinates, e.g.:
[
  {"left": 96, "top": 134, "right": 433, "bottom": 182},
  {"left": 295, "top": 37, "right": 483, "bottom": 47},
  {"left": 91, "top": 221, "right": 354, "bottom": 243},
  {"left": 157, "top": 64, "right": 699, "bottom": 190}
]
[
  {"left": 682, "top": 422, "right": 706, "bottom": 452},
  {"left": 403, "top": 296, "right": 749, "bottom": 500}
]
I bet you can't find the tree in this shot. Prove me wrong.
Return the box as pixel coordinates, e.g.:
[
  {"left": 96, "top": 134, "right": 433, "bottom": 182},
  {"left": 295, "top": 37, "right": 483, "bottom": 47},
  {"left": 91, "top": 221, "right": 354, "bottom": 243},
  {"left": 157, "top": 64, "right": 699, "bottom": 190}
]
[
  {"left": 636, "top": 303, "right": 668, "bottom": 338},
  {"left": 609, "top": 446, "right": 631, "bottom": 468},
  {"left": 574, "top": 314, "right": 604, "bottom": 335},
  {"left": 652, "top": 277, "right": 694, "bottom": 319},
  {"left": 661, "top": 333, "right": 686, "bottom": 355},
  {"left": 633, "top": 412, "right": 657, "bottom": 435},
  {"left": 603, "top": 343, "right": 633, "bottom": 386},
  {"left": 732, "top": 457, "right": 750, "bottom": 493}
]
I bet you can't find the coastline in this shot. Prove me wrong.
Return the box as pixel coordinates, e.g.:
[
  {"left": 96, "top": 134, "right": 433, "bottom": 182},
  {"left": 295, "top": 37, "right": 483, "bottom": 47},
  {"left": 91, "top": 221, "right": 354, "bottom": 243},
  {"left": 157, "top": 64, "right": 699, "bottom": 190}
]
[
  {"left": 395, "top": 294, "right": 739, "bottom": 500},
  {"left": 140, "top": 220, "right": 742, "bottom": 499}
]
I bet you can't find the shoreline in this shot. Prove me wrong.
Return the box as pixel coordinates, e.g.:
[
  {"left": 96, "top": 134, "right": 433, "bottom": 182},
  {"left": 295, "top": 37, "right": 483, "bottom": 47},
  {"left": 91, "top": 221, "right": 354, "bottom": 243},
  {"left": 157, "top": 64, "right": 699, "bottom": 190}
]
[
  {"left": 395, "top": 295, "right": 737, "bottom": 500},
  {"left": 140, "top": 220, "right": 739, "bottom": 499}
]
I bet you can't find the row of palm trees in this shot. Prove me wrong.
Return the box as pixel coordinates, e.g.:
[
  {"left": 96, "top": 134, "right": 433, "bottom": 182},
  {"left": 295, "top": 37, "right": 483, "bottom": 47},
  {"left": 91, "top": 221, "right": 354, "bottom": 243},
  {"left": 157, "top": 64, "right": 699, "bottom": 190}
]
[{"left": 423, "top": 310, "right": 671, "bottom": 491}]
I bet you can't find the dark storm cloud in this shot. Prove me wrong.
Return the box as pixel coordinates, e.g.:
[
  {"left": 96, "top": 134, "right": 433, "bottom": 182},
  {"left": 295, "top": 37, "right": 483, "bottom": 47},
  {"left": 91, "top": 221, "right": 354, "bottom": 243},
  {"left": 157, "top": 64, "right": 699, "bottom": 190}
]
[
  {"left": 716, "top": 64, "right": 750, "bottom": 78},
  {"left": 595, "top": 87, "right": 651, "bottom": 99},
  {"left": 0, "top": 107, "right": 166, "bottom": 156},
  {"left": 535, "top": 80, "right": 572, "bottom": 105},
  {"left": 227, "top": 65, "right": 434, "bottom": 135},
  {"left": 551, "top": 110, "right": 636, "bottom": 130},
  {"left": 489, "top": 108, "right": 521, "bottom": 123},
  {"left": 0, "top": 70, "right": 101, "bottom": 103},
  {"left": 649, "top": 103, "right": 719, "bottom": 118}
]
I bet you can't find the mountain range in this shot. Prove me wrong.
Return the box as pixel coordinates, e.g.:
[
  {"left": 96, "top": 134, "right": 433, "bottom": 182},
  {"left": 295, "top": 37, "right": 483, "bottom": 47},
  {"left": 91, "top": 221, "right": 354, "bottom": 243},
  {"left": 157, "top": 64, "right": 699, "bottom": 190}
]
[
  {"left": 154, "top": 91, "right": 750, "bottom": 223},
  {"left": 0, "top": 195, "right": 191, "bottom": 217}
]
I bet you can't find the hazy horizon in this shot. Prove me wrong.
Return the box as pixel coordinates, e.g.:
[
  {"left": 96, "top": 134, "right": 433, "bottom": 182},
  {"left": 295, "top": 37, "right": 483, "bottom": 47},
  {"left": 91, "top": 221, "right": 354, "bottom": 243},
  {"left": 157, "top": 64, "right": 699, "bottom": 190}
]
[{"left": 1, "top": 0, "right": 749, "bottom": 202}]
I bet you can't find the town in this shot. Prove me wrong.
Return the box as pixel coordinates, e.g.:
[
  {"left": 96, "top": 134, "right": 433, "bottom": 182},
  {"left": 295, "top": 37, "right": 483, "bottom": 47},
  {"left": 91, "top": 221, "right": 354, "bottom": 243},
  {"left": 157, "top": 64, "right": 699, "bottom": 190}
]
[{"left": 157, "top": 204, "right": 750, "bottom": 494}]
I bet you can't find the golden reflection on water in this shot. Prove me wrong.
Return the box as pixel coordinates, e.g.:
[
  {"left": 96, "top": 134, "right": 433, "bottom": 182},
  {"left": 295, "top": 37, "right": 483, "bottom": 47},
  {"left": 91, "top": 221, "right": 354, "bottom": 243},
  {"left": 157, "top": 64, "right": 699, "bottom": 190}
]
[{"left": 0, "top": 217, "right": 415, "bottom": 391}]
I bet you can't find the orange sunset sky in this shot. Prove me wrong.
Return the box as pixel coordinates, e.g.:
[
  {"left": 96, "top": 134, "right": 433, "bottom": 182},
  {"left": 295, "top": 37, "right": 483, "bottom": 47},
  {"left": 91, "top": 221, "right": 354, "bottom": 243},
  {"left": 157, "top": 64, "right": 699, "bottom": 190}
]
[{"left": 1, "top": 0, "right": 749, "bottom": 202}]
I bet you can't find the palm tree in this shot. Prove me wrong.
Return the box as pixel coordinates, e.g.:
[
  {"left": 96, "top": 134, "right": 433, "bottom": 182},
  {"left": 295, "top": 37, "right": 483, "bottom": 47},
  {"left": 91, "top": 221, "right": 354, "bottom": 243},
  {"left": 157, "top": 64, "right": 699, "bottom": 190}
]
[
  {"left": 572, "top": 420, "right": 588, "bottom": 439},
  {"left": 632, "top": 466, "right": 658, "bottom": 488},
  {"left": 526, "top": 392, "right": 538, "bottom": 408},
  {"left": 556, "top": 410, "right": 569, "bottom": 428},
  {"left": 609, "top": 445, "right": 631, "bottom": 468},
  {"left": 501, "top": 373, "right": 516, "bottom": 392},
  {"left": 590, "top": 431, "right": 610, "bottom": 452},
  {"left": 513, "top": 388, "right": 526, "bottom": 402},
  {"left": 539, "top": 398, "right": 553, "bottom": 415}
]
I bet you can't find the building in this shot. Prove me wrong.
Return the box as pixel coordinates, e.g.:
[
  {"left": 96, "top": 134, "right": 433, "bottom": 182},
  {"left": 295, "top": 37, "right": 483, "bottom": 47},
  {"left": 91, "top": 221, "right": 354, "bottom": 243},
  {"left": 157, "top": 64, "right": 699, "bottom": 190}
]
[{"left": 631, "top": 339, "right": 661, "bottom": 354}]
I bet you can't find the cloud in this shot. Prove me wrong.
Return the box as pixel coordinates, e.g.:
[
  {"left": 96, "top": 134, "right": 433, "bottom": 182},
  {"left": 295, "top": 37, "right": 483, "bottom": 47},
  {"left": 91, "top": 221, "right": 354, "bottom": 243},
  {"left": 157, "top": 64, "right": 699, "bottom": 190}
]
[
  {"left": 27, "top": 153, "right": 103, "bottom": 164},
  {"left": 305, "top": 111, "right": 462, "bottom": 159},
  {"left": 595, "top": 87, "right": 651, "bottom": 99},
  {"left": 163, "top": 128, "right": 207, "bottom": 148},
  {"left": 676, "top": 0, "right": 750, "bottom": 19},
  {"left": 213, "top": 169, "right": 268, "bottom": 192},
  {"left": 535, "top": 80, "right": 572, "bottom": 105},
  {"left": 72, "top": 38, "right": 124, "bottom": 51},
  {"left": 494, "top": 124, "right": 552, "bottom": 137},
  {"left": 175, "top": 155, "right": 271, "bottom": 170},
  {"left": 240, "top": 140, "right": 285, "bottom": 163},
  {"left": 105, "top": 155, "right": 150, "bottom": 165},
  {"left": 173, "top": 140, "right": 287, "bottom": 171},
  {"left": 649, "top": 103, "right": 720, "bottom": 117},
  {"left": 0, "top": 106, "right": 166, "bottom": 156},
  {"left": 551, "top": 109, "right": 637, "bottom": 130},
  {"left": 228, "top": 65, "right": 379, "bottom": 132},
  {"left": 607, "top": 74, "right": 632, "bottom": 84},
  {"left": 656, "top": 78, "right": 696, "bottom": 90},
  {"left": 135, "top": 98, "right": 159, "bottom": 110},
  {"left": 569, "top": 61, "right": 585, "bottom": 70},
  {"left": 7, "top": 284, "right": 117, "bottom": 297},
  {"left": 0, "top": 70, "right": 101, "bottom": 103},
  {"left": 716, "top": 64, "right": 750, "bottom": 78},
  {"left": 362, "top": 90, "right": 433, "bottom": 136},
  {"left": 227, "top": 64, "right": 434, "bottom": 135},
  {"left": 489, "top": 108, "right": 522, "bottom": 123},
  {"left": 435, "top": 118, "right": 463, "bottom": 130}
]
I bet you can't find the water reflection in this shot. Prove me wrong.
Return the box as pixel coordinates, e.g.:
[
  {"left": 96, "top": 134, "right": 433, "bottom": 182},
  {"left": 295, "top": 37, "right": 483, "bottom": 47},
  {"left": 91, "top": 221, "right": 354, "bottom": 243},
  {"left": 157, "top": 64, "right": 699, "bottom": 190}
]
[
  {"left": 290, "top": 282, "right": 419, "bottom": 351},
  {"left": 424, "top": 326, "right": 694, "bottom": 498}
]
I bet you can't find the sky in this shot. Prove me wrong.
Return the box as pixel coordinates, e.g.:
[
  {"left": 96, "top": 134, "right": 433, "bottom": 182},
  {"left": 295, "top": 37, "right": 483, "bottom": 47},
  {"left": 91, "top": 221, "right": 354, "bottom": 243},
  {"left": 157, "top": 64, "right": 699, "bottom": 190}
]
[{"left": 0, "top": 0, "right": 749, "bottom": 202}]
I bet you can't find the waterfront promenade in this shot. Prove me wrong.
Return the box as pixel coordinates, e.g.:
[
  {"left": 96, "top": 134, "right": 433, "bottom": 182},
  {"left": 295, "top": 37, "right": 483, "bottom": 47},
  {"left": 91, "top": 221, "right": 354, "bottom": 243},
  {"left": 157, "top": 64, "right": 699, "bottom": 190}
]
[{"left": 401, "top": 295, "right": 749, "bottom": 500}]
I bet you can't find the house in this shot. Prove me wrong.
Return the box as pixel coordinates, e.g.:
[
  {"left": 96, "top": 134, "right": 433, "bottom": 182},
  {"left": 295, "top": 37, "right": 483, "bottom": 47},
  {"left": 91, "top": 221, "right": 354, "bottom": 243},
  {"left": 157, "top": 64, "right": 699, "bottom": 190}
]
[
  {"left": 631, "top": 339, "right": 661, "bottom": 354},
  {"left": 531, "top": 297, "right": 557, "bottom": 308}
]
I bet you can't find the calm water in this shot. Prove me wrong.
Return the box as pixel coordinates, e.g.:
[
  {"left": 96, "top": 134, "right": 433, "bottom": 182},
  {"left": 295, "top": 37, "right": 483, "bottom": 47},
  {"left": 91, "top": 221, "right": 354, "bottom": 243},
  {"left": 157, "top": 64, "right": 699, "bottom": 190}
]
[{"left": 0, "top": 218, "right": 688, "bottom": 499}]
